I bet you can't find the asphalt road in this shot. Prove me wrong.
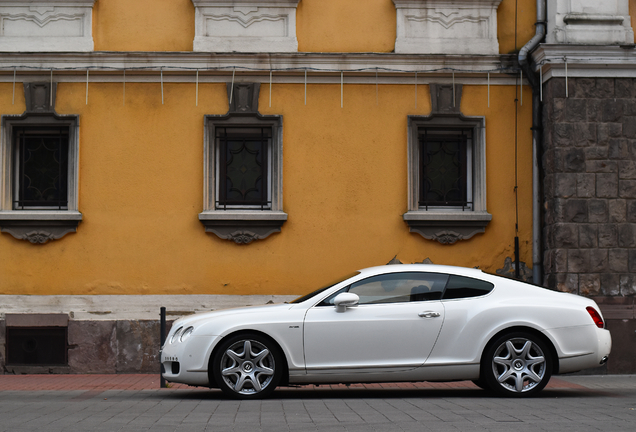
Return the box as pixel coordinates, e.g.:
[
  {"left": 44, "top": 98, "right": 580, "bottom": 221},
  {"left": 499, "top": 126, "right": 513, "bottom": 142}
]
[{"left": 0, "top": 375, "right": 635, "bottom": 431}]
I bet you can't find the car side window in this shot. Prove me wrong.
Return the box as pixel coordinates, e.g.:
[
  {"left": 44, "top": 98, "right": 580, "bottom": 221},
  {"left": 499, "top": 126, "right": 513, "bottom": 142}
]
[
  {"left": 442, "top": 275, "right": 494, "bottom": 300},
  {"left": 317, "top": 272, "right": 449, "bottom": 306}
]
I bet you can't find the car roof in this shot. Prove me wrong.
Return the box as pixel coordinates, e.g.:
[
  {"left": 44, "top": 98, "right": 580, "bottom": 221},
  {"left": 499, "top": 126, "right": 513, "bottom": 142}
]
[{"left": 357, "top": 264, "right": 486, "bottom": 278}]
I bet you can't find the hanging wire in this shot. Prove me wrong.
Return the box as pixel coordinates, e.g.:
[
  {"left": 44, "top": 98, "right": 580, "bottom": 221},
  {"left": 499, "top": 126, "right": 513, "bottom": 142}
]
[
  {"left": 12, "top": 67, "right": 15, "bottom": 105},
  {"left": 86, "top": 69, "right": 89, "bottom": 105},
  {"left": 123, "top": 69, "right": 126, "bottom": 106},
  {"left": 565, "top": 60, "right": 568, "bottom": 98},
  {"left": 539, "top": 65, "right": 543, "bottom": 102},
  {"left": 229, "top": 67, "right": 235, "bottom": 106},
  {"left": 375, "top": 68, "right": 379, "bottom": 105},
  {"left": 341, "top": 71, "right": 344, "bottom": 108},
  {"left": 196, "top": 69, "right": 199, "bottom": 107},
  {"left": 452, "top": 72, "right": 455, "bottom": 107},
  {"left": 50, "top": 69, "right": 53, "bottom": 106},
  {"left": 269, "top": 69, "right": 272, "bottom": 108},
  {"left": 414, "top": 71, "right": 417, "bottom": 109},
  {"left": 304, "top": 68, "right": 307, "bottom": 105},
  {"left": 160, "top": 67, "right": 164, "bottom": 104},
  {"left": 487, "top": 72, "right": 490, "bottom": 108}
]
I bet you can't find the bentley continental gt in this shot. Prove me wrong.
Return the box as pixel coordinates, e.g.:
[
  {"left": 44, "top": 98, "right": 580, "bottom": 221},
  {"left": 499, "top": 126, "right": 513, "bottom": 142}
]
[{"left": 161, "top": 265, "right": 611, "bottom": 398}]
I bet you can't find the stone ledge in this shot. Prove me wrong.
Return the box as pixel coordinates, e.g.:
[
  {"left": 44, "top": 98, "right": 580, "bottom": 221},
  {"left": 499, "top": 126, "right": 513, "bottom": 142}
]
[
  {"left": 403, "top": 211, "right": 492, "bottom": 244},
  {"left": 0, "top": 212, "right": 82, "bottom": 244},
  {"left": 199, "top": 211, "right": 288, "bottom": 244}
]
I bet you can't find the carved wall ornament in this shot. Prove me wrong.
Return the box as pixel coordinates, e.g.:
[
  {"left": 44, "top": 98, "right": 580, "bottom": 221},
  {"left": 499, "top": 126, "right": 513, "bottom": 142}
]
[
  {"left": 0, "top": 0, "right": 96, "bottom": 51},
  {"left": 0, "top": 222, "right": 80, "bottom": 244},
  {"left": 24, "top": 82, "right": 56, "bottom": 113},
  {"left": 392, "top": 0, "right": 503, "bottom": 55},
  {"left": 547, "top": 0, "right": 634, "bottom": 45},
  {"left": 192, "top": 0, "right": 300, "bottom": 52}
]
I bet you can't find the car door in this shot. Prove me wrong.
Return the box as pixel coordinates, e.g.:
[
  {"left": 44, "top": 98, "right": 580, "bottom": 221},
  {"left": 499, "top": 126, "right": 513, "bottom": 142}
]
[{"left": 303, "top": 272, "right": 449, "bottom": 374}]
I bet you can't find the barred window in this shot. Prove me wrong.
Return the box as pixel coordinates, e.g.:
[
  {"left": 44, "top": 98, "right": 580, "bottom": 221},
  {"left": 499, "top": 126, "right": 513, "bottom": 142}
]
[
  {"left": 13, "top": 126, "right": 69, "bottom": 210},
  {"left": 216, "top": 127, "right": 271, "bottom": 210},
  {"left": 419, "top": 128, "right": 472, "bottom": 210}
]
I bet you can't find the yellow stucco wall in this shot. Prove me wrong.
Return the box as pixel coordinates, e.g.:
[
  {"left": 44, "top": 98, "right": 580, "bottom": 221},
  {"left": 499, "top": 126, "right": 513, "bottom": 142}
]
[
  {"left": 91, "top": 0, "right": 535, "bottom": 54},
  {"left": 0, "top": 79, "right": 533, "bottom": 295}
]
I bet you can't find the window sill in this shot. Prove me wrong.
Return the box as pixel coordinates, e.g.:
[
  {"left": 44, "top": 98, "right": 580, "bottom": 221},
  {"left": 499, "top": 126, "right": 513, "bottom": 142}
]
[
  {"left": 403, "top": 210, "right": 492, "bottom": 244},
  {"left": 0, "top": 211, "right": 82, "bottom": 244},
  {"left": 198, "top": 211, "right": 288, "bottom": 244}
]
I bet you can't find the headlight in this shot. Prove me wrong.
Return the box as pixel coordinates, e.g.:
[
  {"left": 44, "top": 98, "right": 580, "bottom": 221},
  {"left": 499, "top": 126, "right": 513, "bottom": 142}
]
[
  {"left": 180, "top": 326, "right": 194, "bottom": 342},
  {"left": 170, "top": 327, "right": 183, "bottom": 344}
]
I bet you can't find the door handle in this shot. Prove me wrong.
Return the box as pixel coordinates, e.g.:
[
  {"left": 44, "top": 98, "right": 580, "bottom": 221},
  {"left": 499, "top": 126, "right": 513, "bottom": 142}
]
[{"left": 418, "top": 311, "right": 441, "bottom": 318}]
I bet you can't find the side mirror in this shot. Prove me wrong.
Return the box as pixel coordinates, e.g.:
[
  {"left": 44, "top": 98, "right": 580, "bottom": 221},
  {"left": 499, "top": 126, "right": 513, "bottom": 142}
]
[{"left": 334, "top": 292, "right": 359, "bottom": 312}]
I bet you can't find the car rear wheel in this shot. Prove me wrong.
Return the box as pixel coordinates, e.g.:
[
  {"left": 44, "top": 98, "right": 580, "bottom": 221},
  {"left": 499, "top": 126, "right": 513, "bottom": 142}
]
[
  {"left": 483, "top": 332, "right": 552, "bottom": 397},
  {"left": 212, "top": 333, "right": 282, "bottom": 399}
]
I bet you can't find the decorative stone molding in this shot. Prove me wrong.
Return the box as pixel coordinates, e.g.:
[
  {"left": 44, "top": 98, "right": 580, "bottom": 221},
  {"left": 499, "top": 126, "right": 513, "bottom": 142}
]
[
  {"left": 546, "top": 0, "right": 634, "bottom": 45},
  {"left": 403, "top": 84, "right": 491, "bottom": 244},
  {"left": 392, "top": 0, "right": 502, "bottom": 55},
  {"left": 403, "top": 213, "right": 492, "bottom": 244},
  {"left": 199, "top": 83, "right": 287, "bottom": 244},
  {"left": 0, "top": 0, "right": 96, "bottom": 52},
  {"left": 0, "top": 83, "right": 81, "bottom": 244},
  {"left": 0, "top": 213, "right": 82, "bottom": 244},
  {"left": 192, "top": 0, "right": 299, "bottom": 52},
  {"left": 198, "top": 211, "right": 288, "bottom": 244}
]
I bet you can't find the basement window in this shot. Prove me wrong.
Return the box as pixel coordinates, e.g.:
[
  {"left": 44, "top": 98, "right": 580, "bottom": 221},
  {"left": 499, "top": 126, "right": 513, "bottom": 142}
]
[{"left": 6, "top": 327, "right": 68, "bottom": 366}]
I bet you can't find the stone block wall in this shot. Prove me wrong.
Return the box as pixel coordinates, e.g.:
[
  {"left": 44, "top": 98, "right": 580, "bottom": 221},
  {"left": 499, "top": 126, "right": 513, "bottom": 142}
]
[
  {"left": 543, "top": 77, "right": 636, "bottom": 297},
  {"left": 1, "top": 319, "right": 172, "bottom": 374}
]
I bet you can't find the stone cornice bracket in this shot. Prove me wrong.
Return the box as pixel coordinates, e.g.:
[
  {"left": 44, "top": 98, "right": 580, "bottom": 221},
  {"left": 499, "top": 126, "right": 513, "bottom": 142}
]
[
  {"left": 402, "top": 212, "right": 492, "bottom": 244},
  {"left": 228, "top": 82, "right": 259, "bottom": 113},
  {"left": 430, "top": 83, "right": 462, "bottom": 114},
  {"left": 191, "top": 0, "right": 300, "bottom": 53},
  {"left": 24, "top": 82, "right": 57, "bottom": 113},
  {"left": 198, "top": 212, "right": 288, "bottom": 244},
  {"left": 0, "top": 212, "right": 83, "bottom": 244},
  {"left": 547, "top": 0, "right": 634, "bottom": 45},
  {"left": 392, "top": 0, "right": 502, "bottom": 55},
  {"left": 0, "top": 0, "right": 96, "bottom": 52}
]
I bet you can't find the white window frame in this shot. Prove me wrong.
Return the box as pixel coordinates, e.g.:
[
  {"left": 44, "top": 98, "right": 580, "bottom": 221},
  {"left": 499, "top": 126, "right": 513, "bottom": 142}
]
[{"left": 404, "top": 114, "right": 491, "bottom": 244}]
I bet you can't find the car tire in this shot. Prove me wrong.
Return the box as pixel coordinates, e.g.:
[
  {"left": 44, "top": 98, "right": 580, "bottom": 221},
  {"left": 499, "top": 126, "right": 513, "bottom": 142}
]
[
  {"left": 471, "top": 378, "right": 491, "bottom": 391},
  {"left": 212, "top": 333, "right": 283, "bottom": 399},
  {"left": 482, "top": 332, "right": 552, "bottom": 397}
]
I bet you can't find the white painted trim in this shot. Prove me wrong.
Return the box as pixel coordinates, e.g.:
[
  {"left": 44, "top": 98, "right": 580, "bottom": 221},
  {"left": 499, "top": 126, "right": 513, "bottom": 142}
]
[
  {"left": 533, "top": 44, "right": 636, "bottom": 80},
  {"left": 0, "top": 294, "right": 298, "bottom": 321},
  {"left": 0, "top": 0, "right": 95, "bottom": 52},
  {"left": 0, "top": 51, "right": 517, "bottom": 74}
]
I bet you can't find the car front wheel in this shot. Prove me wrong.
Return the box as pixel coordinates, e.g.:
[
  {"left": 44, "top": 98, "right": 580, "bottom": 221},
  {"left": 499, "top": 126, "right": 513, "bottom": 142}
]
[
  {"left": 483, "top": 332, "right": 552, "bottom": 397},
  {"left": 212, "top": 333, "right": 282, "bottom": 399}
]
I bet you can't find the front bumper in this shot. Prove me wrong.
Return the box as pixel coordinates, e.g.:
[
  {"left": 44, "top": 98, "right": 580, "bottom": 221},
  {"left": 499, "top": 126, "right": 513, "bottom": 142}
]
[{"left": 161, "top": 334, "right": 220, "bottom": 386}]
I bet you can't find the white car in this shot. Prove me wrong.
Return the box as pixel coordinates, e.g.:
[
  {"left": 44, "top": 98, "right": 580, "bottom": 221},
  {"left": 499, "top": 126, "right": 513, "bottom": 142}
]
[{"left": 161, "top": 264, "right": 611, "bottom": 398}]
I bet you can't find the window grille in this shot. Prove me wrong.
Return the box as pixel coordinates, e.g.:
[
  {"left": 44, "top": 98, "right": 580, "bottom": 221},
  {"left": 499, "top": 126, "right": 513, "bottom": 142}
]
[
  {"left": 215, "top": 127, "right": 271, "bottom": 210},
  {"left": 419, "top": 128, "right": 472, "bottom": 210},
  {"left": 13, "top": 127, "right": 69, "bottom": 210}
]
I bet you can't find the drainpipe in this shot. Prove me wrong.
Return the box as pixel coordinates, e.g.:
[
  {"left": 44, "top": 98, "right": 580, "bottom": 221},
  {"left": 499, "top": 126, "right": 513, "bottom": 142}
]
[{"left": 518, "top": 0, "right": 546, "bottom": 286}]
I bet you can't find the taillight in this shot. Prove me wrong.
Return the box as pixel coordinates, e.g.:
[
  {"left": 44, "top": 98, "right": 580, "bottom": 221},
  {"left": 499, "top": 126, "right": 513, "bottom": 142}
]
[{"left": 586, "top": 307, "right": 604, "bottom": 329}]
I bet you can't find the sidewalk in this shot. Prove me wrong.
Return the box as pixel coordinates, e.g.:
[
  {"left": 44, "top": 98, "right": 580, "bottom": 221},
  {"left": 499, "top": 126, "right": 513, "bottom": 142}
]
[{"left": 0, "top": 373, "right": 592, "bottom": 391}]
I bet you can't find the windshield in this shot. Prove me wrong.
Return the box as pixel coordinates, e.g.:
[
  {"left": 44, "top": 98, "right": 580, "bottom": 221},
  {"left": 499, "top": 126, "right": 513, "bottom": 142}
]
[{"left": 290, "top": 272, "right": 359, "bottom": 304}]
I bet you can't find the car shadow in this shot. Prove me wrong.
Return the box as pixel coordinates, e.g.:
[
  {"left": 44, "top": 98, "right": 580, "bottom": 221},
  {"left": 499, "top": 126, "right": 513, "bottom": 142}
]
[{"left": 157, "top": 386, "right": 611, "bottom": 400}]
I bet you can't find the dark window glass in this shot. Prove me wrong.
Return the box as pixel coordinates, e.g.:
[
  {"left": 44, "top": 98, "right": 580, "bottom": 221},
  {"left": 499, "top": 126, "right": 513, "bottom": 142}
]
[
  {"left": 442, "top": 275, "right": 494, "bottom": 299},
  {"left": 216, "top": 127, "right": 270, "bottom": 209},
  {"left": 419, "top": 128, "right": 470, "bottom": 209},
  {"left": 13, "top": 127, "right": 69, "bottom": 209},
  {"left": 317, "top": 272, "right": 449, "bottom": 306}
]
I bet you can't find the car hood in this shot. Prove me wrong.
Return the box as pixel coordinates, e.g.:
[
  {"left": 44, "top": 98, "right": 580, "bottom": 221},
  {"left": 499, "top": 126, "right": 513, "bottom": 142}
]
[{"left": 170, "top": 302, "right": 295, "bottom": 329}]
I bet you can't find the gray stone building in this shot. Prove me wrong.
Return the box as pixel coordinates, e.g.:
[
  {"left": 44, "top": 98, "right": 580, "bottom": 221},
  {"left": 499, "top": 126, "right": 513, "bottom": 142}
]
[{"left": 530, "top": 0, "right": 636, "bottom": 372}]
